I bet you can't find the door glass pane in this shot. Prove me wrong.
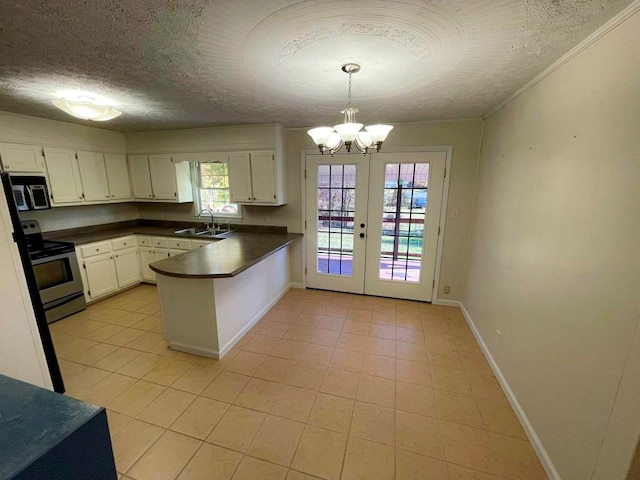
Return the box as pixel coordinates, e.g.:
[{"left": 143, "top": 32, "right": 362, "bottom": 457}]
[
  {"left": 317, "top": 164, "right": 356, "bottom": 276},
  {"left": 379, "top": 162, "right": 429, "bottom": 283}
]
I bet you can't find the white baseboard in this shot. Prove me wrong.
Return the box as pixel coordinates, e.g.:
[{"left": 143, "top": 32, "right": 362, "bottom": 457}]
[
  {"left": 289, "top": 282, "right": 305, "bottom": 289},
  {"left": 216, "top": 283, "right": 292, "bottom": 358},
  {"left": 433, "top": 298, "right": 462, "bottom": 307},
  {"left": 168, "top": 341, "right": 220, "bottom": 359},
  {"left": 458, "top": 302, "right": 560, "bottom": 480}
]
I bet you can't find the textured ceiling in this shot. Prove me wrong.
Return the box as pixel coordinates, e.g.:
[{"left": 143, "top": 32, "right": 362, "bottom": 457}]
[{"left": 0, "top": 0, "right": 632, "bottom": 132}]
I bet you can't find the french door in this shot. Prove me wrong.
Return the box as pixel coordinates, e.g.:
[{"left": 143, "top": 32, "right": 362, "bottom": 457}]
[{"left": 305, "top": 151, "right": 446, "bottom": 302}]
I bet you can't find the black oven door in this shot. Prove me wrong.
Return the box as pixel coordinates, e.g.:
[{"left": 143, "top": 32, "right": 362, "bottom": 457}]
[{"left": 31, "top": 251, "right": 83, "bottom": 305}]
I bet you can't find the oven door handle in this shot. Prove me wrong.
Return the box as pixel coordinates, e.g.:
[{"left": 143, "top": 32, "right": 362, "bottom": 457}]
[{"left": 31, "top": 251, "right": 77, "bottom": 266}]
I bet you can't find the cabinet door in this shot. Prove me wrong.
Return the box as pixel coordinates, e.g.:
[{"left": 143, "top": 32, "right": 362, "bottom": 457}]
[
  {"left": 139, "top": 247, "right": 156, "bottom": 281},
  {"left": 129, "top": 155, "right": 153, "bottom": 200},
  {"left": 77, "top": 151, "right": 110, "bottom": 202},
  {"left": 0, "top": 143, "right": 44, "bottom": 173},
  {"left": 114, "top": 247, "right": 141, "bottom": 288},
  {"left": 228, "top": 151, "right": 253, "bottom": 203},
  {"left": 84, "top": 253, "right": 118, "bottom": 300},
  {"left": 250, "top": 151, "right": 276, "bottom": 204},
  {"left": 148, "top": 155, "right": 178, "bottom": 200},
  {"left": 105, "top": 154, "right": 132, "bottom": 200},
  {"left": 44, "top": 147, "right": 84, "bottom": 205}
]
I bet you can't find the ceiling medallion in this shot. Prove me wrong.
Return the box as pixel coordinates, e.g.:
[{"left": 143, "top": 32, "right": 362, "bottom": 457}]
[
  {"left": 52, "top": 95, "right": 122, "bottom": 121},
  {"left": 307, "top": 63, "right": 393, "bottom": 155}
]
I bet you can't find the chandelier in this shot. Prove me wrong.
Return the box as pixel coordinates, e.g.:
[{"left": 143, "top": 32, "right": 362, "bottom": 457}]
[{"left": 307, "top": 63, "right": 393, "bottom": 155}]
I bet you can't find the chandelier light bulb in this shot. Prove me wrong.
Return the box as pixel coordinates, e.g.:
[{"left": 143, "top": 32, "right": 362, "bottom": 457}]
[{"left": 307, "top": 64, "right": 393, "bottom": 155}]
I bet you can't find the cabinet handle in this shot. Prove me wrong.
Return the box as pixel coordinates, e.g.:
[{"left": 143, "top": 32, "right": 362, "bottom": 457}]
[
  {"left": 95, "top": 248, "right": 99, "bottom": 252},
  {"left": 149, "top": 194, "right": 152, "bottom": 198},
  {"left": 106, "top": 195, "right": 109, "bottom": 198},
  {"left": 4, "top": 164, "right": 9, "bottom": 169},
  {"left": 79, "top": 196, "right": 83, "bottom": 199},
  {"left": 253, "top": 197, "right": 256, "bottom": 200},
  {"left": 111, "top": 194, "right": 115, "bottom": 198},
  {"left": 174, "top": 192, "right": 177, "bottom": 197},
  {"left": 248, "top": 197, "right": 251, "bottom": 200}
]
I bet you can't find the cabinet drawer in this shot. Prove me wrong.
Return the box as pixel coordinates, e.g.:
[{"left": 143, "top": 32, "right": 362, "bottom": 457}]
[
  {"left": 111, "top": 236, "right": 137, "bottom": 251},
  {"left": 168, "top": 238, "right": 190, "bottom": 250},
  {"left": 190, "top": 239, "right": 212, "bottom": 249},
  {"left": 152, "top": 237, "right": 169, "bottom": 248},
  {"left": 137, "top": 236, "right": 151, "bottom": 247},
  {"left": 80, "top": 241, "right": 112, "bottom": 258}
]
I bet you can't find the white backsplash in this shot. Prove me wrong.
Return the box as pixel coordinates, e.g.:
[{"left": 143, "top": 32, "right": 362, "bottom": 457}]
[{"left": 21, "top": 203, "right": 139, "bottom": 232}]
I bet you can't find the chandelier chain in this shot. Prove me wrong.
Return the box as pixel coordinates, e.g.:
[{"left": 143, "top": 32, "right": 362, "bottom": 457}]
[{"left": 347, "top": 71, "right": 352, "bottom": 105}]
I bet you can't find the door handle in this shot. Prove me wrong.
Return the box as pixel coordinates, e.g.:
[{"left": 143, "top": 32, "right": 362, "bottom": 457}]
[{"left": 359, "top": 233, "right": 365, "bottom": 238}]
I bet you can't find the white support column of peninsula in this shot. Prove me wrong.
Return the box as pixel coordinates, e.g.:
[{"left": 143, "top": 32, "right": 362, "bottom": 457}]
[{"left": 156, "top": 246, "right": 290, "bottom": 358}]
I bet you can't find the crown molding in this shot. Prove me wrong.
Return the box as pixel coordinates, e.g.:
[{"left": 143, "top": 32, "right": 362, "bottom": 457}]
[{"left": 485, "top": 0, "right": 640, "bottom": 118}]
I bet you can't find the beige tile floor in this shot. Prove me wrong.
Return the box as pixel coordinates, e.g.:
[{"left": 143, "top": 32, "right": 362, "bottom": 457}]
[{"left": 50, "top": 284, "right": 547, "bottom": 480}]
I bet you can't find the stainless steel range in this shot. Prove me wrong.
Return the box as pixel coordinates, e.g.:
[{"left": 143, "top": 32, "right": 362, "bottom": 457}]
[{"left": 22, "top": 220, "right": 86, "bottom": 323}]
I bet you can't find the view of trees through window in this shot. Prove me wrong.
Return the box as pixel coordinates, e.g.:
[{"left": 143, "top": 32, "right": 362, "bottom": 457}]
[{"left": 199, "top": 162, "right": 238, "bottom": 215}]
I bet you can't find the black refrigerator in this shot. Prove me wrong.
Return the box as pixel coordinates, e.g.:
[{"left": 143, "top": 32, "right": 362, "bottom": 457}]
[{"left": 1, "top": 171, "right": 64, "bottom": 393}]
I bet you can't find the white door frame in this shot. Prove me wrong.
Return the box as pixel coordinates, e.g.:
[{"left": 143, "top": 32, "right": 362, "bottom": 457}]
[{"left": 301, "top": 146, "right": 453, "bottom": 303}]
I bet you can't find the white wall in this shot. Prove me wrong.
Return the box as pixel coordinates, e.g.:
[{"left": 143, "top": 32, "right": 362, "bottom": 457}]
[
  {"left": 463, "top": 8, "right": 640, "bottom": 480},
  {"left": 0, "top": 111, "right": 138, "bottom": 232}
]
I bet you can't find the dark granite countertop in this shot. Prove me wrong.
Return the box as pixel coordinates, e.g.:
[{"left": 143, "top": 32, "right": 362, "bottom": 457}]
[
  {"left": 48, "top": 225, "right": 207, "bottom": 245},
  {"left": 44, "top": 220, "right": 288, "bottom": 245},
  {"left": 149, "top": 232, "right": 302, "bottom": 278}
]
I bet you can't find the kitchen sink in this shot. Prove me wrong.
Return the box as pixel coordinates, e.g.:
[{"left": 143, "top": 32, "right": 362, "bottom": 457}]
[
  {"left": 173, "top": 227, "right": 234, "bottom": 238},
  {"left": 173, "top": 228, "right": 208, "bottom": 236},
  {"left": 196, "top": 229, "right": 234, "bottom": 238}
]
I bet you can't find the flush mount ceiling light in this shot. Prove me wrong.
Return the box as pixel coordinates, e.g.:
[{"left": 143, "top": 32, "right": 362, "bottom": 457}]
[
  {"left": 52, "top": 95, "right": 122, "bottom": 121},
  {"left": 308, "top": 63, "right": 393, "bottom": 156}
]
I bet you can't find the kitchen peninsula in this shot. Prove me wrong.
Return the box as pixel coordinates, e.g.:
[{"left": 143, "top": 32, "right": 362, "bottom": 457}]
[{"left": 149, "top": 232, "right": 301, "bottom": 359}]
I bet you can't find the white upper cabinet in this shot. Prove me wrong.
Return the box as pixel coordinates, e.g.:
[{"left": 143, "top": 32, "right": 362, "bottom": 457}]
[
  {"left": 105, "top": 154, "right": 132, "bottom": 201},
  {"left": 0, "top": 143, "right": 44, "bottom": 173},
  {"left": 149, "top": 154, "right": 178, "bottom": 200},
  {"left": 77, "top": 151, "right": 110, "bottom": 202},
  {"left": 250, "top": 151, "right": 278, "bottom": 203},
  {"left": 128, "top": 154, "right": 193, "bottom": 203},
  {"left": 43, "top": 147, "right": 84, "bottom": 205},
  {"left": 229, "top": 150, "right": 285, "bottom": 205},
  {"left": 228, "top": 152, "right": 253, "bottom": 203},
  {"left": 129, "top": 154, "right": 154, "bottom": 200}
]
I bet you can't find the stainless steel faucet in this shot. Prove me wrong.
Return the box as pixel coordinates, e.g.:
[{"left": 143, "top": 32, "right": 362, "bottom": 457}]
[{"left": 198, "top": 208, "right": 215, "bottom": 231}]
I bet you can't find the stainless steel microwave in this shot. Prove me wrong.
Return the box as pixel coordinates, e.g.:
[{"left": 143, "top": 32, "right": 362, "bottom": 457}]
[{"left": 11, "top": 176, "right": 51, "bottom": 211}]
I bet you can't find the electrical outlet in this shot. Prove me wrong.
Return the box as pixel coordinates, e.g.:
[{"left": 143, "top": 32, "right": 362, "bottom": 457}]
[
  {"left": 496, "top": 329, "right": 501, "bottom": 344},
  {"left": 443, "top": 285, "right": 450, "bottom": 295},
  {"left": 262, "top": 216, "right": 271, "bottom": 223}
]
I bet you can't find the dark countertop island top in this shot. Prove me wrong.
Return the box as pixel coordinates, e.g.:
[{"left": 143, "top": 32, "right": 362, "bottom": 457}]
[{"left": 149, "top": 231, "right": 302, "bottom": 278}]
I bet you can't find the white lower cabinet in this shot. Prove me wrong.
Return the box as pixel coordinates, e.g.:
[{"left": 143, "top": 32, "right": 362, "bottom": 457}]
[
  {"left": 83, "top": 252, "right": 119, "bottom": 300},
  {"left": 139, "top": 247, "right": 157, "bottom": 282},
  {"left": 114, "top": 247, "right": 142, "bottom": 288},
  {"left": 77, "top": 235, "right": 216, "bottom": 301}
]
